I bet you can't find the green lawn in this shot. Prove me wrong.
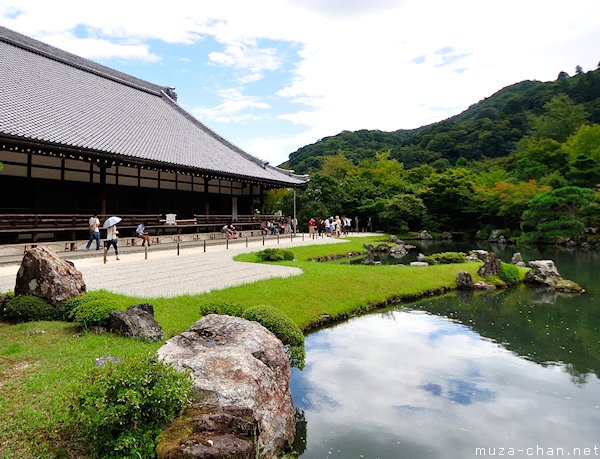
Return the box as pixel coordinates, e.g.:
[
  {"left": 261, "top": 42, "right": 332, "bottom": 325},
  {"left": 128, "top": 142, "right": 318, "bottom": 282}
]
[{"left": 0, "top": 236, "right": 502, "bottom": 457}]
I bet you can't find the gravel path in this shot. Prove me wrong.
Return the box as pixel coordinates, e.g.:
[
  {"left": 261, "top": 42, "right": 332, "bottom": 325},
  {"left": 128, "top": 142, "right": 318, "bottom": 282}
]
[{"left": 0, "top": 235, "right": 357, "bottom": 298}]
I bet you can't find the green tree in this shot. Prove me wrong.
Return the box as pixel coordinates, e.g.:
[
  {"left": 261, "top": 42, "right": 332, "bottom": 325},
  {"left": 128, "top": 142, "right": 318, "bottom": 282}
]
[
  {"left": 520, "top": 186, "right": 599, "bottom": 243},
  {"left": 563, "top": 124, "right": 600, "bottom": 163},
  {"left": 478, "top": 180, "right": 551, "bottom": 228},
  {"left": 419, "top": 168, "right": 481, "bottom": 231},
  {"left": 529, "top": 94, "right": 588, "bottom": 142},
  {"left": 321, "top": 152, "right": 357, "bottom": 179},
  {"left": 566, "top": 155, "right": 600, "bottom": 188},
  {"left": 377, "top": 194, "right": 427, "bottom": 232}
]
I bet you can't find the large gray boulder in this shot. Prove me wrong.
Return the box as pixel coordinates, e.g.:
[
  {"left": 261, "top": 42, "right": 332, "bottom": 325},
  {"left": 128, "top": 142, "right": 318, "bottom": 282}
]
[
  {"left": 157, "top": 405, "right": 258, "bottom": 459},
  {"left": 15, "top": 247, "right": 86, "bottom": 307},
  {"left": 511, "top": 252, "right": 524, "bottom": 265},
  {"left": 109, "top": 304, "right": 164, "bottom": 342},
  {"left": 477, "top": 252, "right": 500, "bottom": 277},
  {"left": 524, "top": 260, "right": 561, "bottom": 286},
  {"left": 456, "top": 272, "right": 474, "bottom": 290},
  {"left": 418, "top": 230, "right": 433, "bottom": 240},
  {"left": 524, "top": 260, "right": 585, "bottom": 293},
  {"left": 157, "top": 315, "right": 295, "bottom": 458},
  {"left": 389, "top": 243, "right": 408, "bottom": 256}
]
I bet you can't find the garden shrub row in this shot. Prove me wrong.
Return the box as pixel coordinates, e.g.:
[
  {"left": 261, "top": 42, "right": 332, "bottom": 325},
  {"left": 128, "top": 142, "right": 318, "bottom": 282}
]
[{"left": 0, "top": 291, "right": 120, "bottom": 327}]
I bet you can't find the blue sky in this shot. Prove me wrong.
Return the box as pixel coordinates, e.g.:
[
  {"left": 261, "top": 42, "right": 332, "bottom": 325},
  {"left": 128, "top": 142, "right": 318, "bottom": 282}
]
[{"left": 1, "top": 0, "right": 599, "bottom": 166}]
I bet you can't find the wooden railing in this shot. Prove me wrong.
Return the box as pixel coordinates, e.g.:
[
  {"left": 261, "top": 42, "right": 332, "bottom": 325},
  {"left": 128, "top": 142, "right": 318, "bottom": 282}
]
[
  {"left": 0, "top": 213, "right": 276, "bottom": 243},
  {"left": 193, "top": 214, "right": 275, "bottom": 228},
  {"left": 0, "top": 214, "right": 162, "bottom": 232}
]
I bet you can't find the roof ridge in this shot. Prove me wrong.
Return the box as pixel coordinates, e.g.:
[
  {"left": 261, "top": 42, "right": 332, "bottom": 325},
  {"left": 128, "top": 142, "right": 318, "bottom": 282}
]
[{"left": 0, "top": 25, "right": 165, "bottom": 96}]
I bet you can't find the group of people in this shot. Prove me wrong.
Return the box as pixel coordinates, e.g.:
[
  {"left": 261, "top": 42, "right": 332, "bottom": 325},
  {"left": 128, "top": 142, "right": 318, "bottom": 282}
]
[
  {"left": 308, "top": 215, "right": 353, "bottom": 237},
  {"left": 260, "top": 217, "right": 297, "bottom": 236},
  {"left": 85, "top": 215, "right": 151, "bottom": 261}
]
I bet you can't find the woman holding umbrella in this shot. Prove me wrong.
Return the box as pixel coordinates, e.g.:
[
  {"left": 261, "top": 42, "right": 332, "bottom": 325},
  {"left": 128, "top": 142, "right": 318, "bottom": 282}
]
[{"left": 102, "top": 216, "right": 122, "bottom": 261}]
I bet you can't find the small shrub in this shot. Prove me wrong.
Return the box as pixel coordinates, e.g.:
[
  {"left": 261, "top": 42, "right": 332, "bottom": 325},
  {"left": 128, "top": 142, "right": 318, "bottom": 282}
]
[
  {"left": 199, "top": 302, "right": 245, "bottom": 318},
  {"left": 70, "top": 353, "right": 192, "bottom": 458},
  {"left": 70, "top": 299, "right": 119, "bottom": 328},
  {"left": 256, "top": 248, "right": 294, "bottom": 262},
  {"left": 422, "top": 252, "right": 467, "bottom": 265},
  {"left": 59, "top": 291, "right": 110, "bottom": 321},
  {"left": 3, "top": 295, "right": 56, "bottom": 323},
  {"left": 242, "top": 305, "right": 304, "bottom": 347},
  {"left": 498, "top": 262, "right": 521, "bottom": 285},
  {"left": 0, "top": 291, "right": 15, "bottom": 318}
]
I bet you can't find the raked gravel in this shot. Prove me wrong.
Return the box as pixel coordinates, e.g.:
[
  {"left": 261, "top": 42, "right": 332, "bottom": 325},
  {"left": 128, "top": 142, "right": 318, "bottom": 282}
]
[{"left": 0, "top": 235, "right": 362, "bottom": 298}]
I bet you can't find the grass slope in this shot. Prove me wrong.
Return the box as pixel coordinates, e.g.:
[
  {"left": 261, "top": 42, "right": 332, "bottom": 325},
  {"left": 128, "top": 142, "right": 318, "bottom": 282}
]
[{"left": 0, "top": 236, "right": 508, "bottom": 457}]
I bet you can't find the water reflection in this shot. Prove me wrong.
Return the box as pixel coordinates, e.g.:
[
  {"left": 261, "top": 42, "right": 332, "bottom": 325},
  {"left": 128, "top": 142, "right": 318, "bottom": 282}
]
[
  {"left": 293, "top": 242, "right": 599, "bottom": 457},
  {"left": 291, "top": 308, "right": 600, "bottom": 458},
  {"left": 416, "top": 286, "right": 600, "bottom": 381}
]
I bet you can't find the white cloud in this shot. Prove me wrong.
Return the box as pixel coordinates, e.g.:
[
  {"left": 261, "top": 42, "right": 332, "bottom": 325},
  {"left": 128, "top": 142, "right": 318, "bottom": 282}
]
[
  {"left": 2, "top": 0, "right": 599, "bottom": 164},
  {"left": 40, "top": 32, "right": 159, "bottom": 61},
  {"left": 208, "top": 43, "right": 281, "bottom": 83},
  {"left": 191, "top": 88, "right": 271, "bottom": 123}
]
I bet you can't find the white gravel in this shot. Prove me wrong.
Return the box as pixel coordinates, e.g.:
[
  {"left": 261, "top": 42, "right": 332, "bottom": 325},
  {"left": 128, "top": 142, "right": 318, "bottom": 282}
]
[{"left": 0, "top": 235, "right": 360, "bottom": 298}]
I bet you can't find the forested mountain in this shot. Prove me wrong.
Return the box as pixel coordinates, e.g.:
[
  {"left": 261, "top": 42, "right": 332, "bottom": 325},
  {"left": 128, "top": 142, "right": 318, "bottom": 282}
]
[
  {"left": 268, "top": 67, "right": 600, "bottom": 246},
  {"left": 286, "top": 67, "right": 600, "bottom": 173}
]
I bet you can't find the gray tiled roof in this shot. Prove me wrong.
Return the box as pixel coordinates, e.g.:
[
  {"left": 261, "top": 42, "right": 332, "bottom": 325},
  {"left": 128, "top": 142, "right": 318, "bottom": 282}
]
[{"left": 0, "top": 26, "right": 308, "bottom": 186}]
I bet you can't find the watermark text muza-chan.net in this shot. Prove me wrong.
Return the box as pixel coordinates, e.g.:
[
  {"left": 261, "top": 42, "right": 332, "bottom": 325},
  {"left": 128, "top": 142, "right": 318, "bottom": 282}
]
[{"left": 475, "top": 445, "right": 600, "bottom": 456}]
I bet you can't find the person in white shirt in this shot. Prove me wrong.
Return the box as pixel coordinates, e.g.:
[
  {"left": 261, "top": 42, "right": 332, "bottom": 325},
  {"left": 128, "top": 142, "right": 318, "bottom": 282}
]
[
  {"left": 106, "top": 224, "right": 120, "bottom": 260},
  {"left": 136, "top": 222, "right": 151, "bottom": 246},
  {"left": 85, "top": 215, "right": 100, "bottom": 250}
]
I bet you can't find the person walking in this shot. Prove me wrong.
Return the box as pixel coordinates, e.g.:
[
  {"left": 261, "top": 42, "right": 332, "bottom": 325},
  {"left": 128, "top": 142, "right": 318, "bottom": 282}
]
[
  {"left": 308, "top": 217, "right": 316, "bottom": 238},
  {"left": 106, "top": 223, "right": 120, "bottom": 260},
  {"left": 85, "top": 214, "right": 100, "bottom": 251}
]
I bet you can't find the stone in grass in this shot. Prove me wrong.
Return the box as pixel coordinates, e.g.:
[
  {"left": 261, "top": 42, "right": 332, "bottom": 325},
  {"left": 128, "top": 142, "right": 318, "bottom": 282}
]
[
  {"left": 109, "top": 304, "right": 164, "bottom": 342},
  {"left": 157, "top": 315, "right": 295, "bottom": 458},
  {"left": 15, "top": 247, "right": 86, "bottom": 307}
]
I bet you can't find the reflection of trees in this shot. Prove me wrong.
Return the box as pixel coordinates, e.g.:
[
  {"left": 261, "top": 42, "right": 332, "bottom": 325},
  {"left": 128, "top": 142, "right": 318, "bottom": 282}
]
[
  {"left": 292, "top": 408, "right": 307, "bottom": 457},
  {"left": 412, "top": 286, "right": 600, "bottom": 381}
]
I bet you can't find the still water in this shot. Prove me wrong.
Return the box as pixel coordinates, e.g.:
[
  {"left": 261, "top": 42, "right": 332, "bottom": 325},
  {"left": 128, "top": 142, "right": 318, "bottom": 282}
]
[{"left": 291, "top": 242, "right": 599, "bottom": 458}]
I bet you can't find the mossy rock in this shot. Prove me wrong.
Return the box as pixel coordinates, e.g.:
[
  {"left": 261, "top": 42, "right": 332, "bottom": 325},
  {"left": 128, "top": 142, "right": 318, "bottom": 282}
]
[{"left": 554, "top": 279, "right": 585, "bottom": 294}]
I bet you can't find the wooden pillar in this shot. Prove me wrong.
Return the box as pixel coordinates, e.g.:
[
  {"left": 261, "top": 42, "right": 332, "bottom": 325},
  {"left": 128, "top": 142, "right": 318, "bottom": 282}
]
[
  {"left": 100, "top": 165, "right": 107, "bottom": 215},
  {"left": 259, "top": 185, "right": 265, "bottom": 214}
]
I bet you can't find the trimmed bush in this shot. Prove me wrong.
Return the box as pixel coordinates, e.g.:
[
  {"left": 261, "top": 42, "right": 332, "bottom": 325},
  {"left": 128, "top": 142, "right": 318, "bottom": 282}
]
[
  {"left": 70, "top": 353, "right": 192, "bottom": 458},
  {"left": 499, "top": 262, "right": 521, "bottom": 285},
  {"left": 0, "top": 291, "right": 15, "bottom": 318},
  {"left": 69, "top": 298, "right": 119, "bottom": 328},
  {"left": 242, "top": 305, "right": 304, "bottom": 347},
  {"left": 199, "top": 302, "right": 245, "bottom": 318},
  {"left": 256, "top": 248, "right": 294, "bottom": 262},
  {"left": 59, "top": 291, "right": 110, "bottom": 321},
  {"left": 3, "top": 295, "right": 56, "bottom": 323},
  {"left": 422, "top": 251, "right": 467, "bottom": 265}
]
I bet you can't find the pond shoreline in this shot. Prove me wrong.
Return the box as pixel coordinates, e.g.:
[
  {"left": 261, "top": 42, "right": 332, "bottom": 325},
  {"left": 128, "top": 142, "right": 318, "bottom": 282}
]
[{"left": 304, "top": 285, "right": 452, "bottom": 332}]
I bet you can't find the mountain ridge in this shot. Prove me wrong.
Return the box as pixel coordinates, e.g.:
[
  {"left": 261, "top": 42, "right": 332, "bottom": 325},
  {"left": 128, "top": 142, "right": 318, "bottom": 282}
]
[{"left": 284, "top": 68, "right": 600, "bottom": 173}]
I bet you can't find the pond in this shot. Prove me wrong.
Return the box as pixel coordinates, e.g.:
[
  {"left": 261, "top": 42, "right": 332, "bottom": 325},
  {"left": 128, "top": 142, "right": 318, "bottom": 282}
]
[{"left": 290, "top": 243, "right": 600, "bottom": 458}]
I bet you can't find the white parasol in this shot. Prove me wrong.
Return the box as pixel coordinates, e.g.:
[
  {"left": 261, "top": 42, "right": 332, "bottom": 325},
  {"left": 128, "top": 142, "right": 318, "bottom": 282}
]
[{"left": 102, "top": 216, "right": 122, "bottom": 229}]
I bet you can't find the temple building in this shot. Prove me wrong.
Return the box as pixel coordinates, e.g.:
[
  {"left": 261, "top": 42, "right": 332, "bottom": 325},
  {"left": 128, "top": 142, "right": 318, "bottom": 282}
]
[{"left": 0, "top": 26, "right": 308, "bottom": 243}]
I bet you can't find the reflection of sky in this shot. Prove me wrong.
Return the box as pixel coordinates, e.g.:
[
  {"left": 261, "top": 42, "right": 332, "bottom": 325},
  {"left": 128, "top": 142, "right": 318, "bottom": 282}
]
[{"left": 291, "top": 310, "right": 600, "bottom": 459}]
